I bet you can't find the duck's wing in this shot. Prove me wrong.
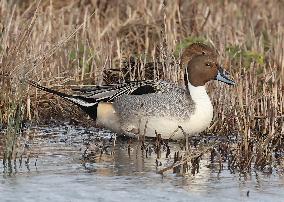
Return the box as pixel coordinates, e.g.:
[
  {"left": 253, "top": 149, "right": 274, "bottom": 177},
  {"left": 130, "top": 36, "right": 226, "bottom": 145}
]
[
  {"left": 71, "top": 80, "right": 160, "bottom": 99},
  {"left": 27, "top": 79, "right": 161, "bottom": 120}
]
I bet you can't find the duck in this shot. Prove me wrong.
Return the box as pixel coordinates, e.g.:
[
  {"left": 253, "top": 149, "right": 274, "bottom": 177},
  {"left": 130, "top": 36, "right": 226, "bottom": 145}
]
[{"left": 28, "top": 44, "right": 235, "bottom": 139}]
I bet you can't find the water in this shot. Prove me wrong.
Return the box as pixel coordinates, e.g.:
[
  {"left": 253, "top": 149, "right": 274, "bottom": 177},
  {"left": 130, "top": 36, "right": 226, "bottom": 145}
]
[{"left": 0, "top": 125, "right": 283, "bottom": 202}]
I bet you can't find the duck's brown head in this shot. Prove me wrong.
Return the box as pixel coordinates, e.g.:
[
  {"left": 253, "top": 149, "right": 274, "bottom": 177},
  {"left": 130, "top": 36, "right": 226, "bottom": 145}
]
[
  {"left": 184, "top": 55, "right": 235, "bottom": 87},
  {"left": 181, "top": 43, "right": 218, "bottom": 67}
]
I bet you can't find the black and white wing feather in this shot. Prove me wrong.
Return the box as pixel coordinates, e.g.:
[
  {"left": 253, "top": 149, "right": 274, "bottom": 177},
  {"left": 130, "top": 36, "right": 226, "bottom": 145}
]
[{"left": 27, "top": 79, "right": 160, "bottom": 120}]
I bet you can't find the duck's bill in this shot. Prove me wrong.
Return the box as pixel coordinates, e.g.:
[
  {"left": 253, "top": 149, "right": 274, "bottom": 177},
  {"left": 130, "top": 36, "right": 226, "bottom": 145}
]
[{"left": 215, "top": 67, "right": 236, "bottom": 85}]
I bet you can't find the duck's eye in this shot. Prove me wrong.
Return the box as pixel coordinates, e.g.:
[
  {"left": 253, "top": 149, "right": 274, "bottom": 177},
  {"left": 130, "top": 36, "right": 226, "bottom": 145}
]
[
  {"left": 202, "top": 51, "right": 206, "bottom": 55},
  {"left": 206, "top": 63, "right": 210, "bottom": 67}
]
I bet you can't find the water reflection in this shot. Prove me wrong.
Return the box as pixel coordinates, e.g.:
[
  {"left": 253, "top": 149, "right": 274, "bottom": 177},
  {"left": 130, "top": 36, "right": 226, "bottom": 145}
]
[{"left": 0, "top": 125, "right": 284, "bottom": 202}]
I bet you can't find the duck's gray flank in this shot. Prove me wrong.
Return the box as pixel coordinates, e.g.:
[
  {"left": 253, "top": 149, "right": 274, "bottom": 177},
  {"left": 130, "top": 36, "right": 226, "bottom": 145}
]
[{"left": 114, "top": 82, "right": 196, "bottom": 123}]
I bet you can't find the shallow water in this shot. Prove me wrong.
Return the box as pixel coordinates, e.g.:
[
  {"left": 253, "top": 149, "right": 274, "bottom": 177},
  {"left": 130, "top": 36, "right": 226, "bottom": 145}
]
[{"left": 0, "top": 125, "right": 283, "bottom": 202}]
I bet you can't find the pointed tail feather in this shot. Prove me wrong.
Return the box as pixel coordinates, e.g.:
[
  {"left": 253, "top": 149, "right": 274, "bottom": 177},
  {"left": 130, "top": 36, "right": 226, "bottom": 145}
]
[{"left": 27, "top": 80, "right": 99, "bottom": 120}]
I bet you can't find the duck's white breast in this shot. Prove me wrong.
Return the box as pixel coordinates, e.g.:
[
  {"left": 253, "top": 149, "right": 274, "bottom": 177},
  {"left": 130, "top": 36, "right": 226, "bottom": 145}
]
[{"left": 182, "top": 84, "right": 213, "bottom": 134}]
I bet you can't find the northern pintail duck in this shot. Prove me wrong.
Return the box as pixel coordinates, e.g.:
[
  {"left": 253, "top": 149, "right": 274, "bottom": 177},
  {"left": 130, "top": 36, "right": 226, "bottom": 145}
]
[{"left": 28, "top": 45, "right": 235, "bottom": 139}]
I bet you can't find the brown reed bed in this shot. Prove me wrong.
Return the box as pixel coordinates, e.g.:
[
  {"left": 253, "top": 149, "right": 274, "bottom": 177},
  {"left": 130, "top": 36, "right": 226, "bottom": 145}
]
[{"left": 0, "top": 0, "right": 283, "bottom": 173}]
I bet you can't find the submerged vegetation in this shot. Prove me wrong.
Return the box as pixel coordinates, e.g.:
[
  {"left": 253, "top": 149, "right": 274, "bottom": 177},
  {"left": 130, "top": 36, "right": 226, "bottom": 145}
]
[{"left": 0, "top": 0, "right": 283, "bottom": 174}]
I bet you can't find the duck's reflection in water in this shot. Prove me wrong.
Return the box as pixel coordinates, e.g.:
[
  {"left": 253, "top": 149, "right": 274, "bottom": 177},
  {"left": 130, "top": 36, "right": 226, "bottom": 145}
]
[{"left": 81, "top": 137, "right": 224, "bottom": 191}]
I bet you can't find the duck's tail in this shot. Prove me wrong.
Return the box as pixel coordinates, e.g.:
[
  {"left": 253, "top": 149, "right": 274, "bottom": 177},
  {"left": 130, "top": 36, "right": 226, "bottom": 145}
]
[{"left": 27, "top": 80, "right": 100, "bottom": 120}]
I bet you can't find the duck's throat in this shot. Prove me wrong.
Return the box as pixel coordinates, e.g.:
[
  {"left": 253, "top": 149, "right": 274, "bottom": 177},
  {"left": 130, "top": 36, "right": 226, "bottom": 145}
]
[{"left": 187, "top": 82, "right": 213, "bottom": 129}]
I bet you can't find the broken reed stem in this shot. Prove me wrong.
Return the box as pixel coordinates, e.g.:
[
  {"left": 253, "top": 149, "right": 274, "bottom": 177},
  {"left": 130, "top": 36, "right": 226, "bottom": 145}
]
[{"left": 157, "top": 143, "right": 217, "bottom": 175}]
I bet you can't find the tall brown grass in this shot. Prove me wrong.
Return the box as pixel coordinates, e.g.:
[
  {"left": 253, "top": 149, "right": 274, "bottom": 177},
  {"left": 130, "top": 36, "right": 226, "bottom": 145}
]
[{"left": 0, "top": 0, "right": 283, "bottom": 172}]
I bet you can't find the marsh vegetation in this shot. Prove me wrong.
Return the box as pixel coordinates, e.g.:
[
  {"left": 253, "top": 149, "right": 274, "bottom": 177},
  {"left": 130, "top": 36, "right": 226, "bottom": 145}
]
[{"left": 0, "top": 0, "right": 283, "bottom": 177}]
